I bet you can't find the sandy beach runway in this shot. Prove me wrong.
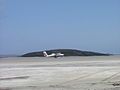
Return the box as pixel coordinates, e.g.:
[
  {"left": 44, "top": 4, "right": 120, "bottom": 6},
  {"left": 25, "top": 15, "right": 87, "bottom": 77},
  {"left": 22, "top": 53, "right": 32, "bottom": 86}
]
[{"left": 0, "top": 56, "right": 120, "bottom": 90}]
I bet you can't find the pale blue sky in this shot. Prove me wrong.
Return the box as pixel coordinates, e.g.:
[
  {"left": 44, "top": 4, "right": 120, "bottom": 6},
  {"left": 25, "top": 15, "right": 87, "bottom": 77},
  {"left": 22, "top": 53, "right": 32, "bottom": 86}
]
[{"left": 0, "top": 0, "right": 120, "bottom": 55}]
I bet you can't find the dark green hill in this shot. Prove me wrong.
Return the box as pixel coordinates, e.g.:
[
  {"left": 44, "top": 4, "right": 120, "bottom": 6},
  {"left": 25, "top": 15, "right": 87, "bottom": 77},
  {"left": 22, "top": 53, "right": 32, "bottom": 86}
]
[{"left": 21, "top": 49, "right": 110, "bottom": 57}]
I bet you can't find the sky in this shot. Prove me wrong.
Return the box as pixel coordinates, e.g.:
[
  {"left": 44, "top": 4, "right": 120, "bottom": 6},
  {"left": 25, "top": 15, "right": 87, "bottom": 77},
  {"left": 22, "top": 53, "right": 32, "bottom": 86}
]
[{"left": 0, "top": 0, "right": 120, "bottom": 55}]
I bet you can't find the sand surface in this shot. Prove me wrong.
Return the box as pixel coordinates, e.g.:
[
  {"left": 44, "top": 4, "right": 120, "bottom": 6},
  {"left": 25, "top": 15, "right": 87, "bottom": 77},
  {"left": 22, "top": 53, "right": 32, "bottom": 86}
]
[{"left": 0, "top": 56, "right": 120, "bottom": 90}]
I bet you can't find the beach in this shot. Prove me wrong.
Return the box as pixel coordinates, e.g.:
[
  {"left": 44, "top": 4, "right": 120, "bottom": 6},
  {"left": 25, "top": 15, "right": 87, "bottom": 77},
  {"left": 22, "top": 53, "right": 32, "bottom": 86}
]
[{"left": 0, "top": 56, "right": 120, "bottom": 90}]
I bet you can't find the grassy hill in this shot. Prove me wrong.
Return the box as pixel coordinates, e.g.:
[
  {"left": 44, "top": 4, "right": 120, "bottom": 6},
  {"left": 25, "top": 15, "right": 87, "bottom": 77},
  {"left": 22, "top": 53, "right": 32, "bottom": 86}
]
[{"left": 21, "top": 49, "right": 110, "bottom": 57}]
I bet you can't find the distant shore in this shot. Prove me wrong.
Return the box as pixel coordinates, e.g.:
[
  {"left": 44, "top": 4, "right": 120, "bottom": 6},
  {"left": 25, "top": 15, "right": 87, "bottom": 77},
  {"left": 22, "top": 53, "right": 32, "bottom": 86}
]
[{"left": 22, "top": 49, "right": 110, "bottom": 57}]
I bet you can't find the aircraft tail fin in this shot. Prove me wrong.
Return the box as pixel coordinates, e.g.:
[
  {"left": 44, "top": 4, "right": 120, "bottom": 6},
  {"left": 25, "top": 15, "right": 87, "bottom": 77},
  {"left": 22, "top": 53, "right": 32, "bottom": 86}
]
[{"left": 43, "top": 51, "right": 48, "bottom": 57}]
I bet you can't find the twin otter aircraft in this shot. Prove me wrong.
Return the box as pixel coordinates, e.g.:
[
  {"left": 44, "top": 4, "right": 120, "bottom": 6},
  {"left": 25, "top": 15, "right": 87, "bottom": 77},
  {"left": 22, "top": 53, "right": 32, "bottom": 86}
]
[{"left": 43, "top": 51, "right": 64, "bottom": 58}]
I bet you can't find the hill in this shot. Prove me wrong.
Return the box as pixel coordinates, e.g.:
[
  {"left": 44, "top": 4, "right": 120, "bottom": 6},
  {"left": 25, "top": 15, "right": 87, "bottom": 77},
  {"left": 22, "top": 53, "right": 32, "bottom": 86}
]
[{"left": 21, "top": 49, "right": 110, "bottom": 57}]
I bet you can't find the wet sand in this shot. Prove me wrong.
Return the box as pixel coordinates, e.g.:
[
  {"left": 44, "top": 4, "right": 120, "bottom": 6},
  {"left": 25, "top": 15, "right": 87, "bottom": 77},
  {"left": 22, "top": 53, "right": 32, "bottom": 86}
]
[{"left": 0, "top": 56, "right": 120, "bottom": 90}]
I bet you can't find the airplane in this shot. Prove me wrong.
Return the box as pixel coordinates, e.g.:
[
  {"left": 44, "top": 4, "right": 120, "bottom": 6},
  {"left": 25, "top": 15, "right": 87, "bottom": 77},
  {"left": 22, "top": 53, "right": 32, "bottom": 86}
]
[{"left": 43, "top": 51, "right": 64, "bottom": 58}]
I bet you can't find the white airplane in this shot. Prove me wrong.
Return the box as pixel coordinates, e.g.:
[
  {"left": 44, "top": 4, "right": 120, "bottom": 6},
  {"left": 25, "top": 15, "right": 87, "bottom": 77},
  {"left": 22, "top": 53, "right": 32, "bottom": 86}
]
[{"left": 43, "top": 51, "right": 64, "bottom": 58}]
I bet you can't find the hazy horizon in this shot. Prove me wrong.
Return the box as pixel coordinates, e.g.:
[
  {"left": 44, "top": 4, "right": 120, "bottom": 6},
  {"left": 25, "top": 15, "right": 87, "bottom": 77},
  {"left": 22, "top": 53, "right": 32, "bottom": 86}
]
[{"left": 0, "top": 0, "right": 120, "bottom": 55}]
